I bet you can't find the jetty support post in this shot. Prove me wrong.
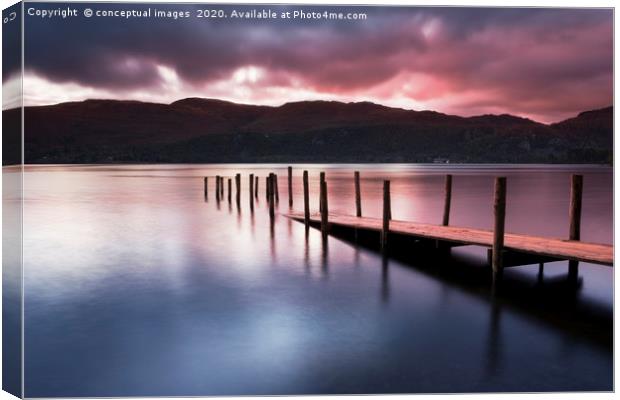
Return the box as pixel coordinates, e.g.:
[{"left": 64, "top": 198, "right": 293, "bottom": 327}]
[
  {"left": 227, "top": 178, "right": 232, "bottom": 204},
  {"left": 274, "top": 174, "right": 280, "bottom": 203},
  {"left": 235, "top": 173, "right": 241, "bottom": 206},
  {"left": 568, "top": 174, "right": 583, "bottom": 283},
  {"left": 249, "top": 174, "right": 254, "bottom": 210},
  {"left": 255, "top": 176, "right": 259, "bottom": 199},
  {"left": 319, "top": 172, "right": 326, "bottom": 212},
  {"left": 288, "top": 166, "right": 293, "bottom": 208},
  {"left": 220, "top": 176, "right": 224, "bottom": 197},
  {"left": 381, "top": 180, "right": 391, "bottom": 252},
  {"left": 215, "top": 175, "right": 220, "bottom": 201},
  {"left": 320, "top": 179, "right": 329, "bottom": 240},
  {"left": 265, "top": 176, "right": 269, "bottom": 201},
  {"left": 204, "top": 177, "right": 208, "bottom": 199},
  {"left": 303, "top": 170, "right": 310, "bottom": 227},
  {"left": 268, "top": 174, "right": 275, "bottom": 219},
  {"left": 443, "top": 174, "right": 452, "bottom": 226},
  {"left": 354, "top": 171, "right": 362, "bottom": 217},
  {"left": 492, "top": 177, "right": 507, "bottom": 286}
]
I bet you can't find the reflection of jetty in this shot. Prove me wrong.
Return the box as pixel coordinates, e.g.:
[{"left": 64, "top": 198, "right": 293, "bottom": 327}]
[{"left": 203, "top": 168, "right": 613, "bottom": 288}]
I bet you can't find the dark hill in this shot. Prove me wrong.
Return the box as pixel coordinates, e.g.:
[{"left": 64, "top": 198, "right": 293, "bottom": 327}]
[{"left": 2, "top": 98, "right": 612, "bottom": 164}]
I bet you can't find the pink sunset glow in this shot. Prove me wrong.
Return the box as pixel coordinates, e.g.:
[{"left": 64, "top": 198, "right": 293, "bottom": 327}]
[{"left": 9, "top": 5, "right": 613, "bottom": 123}]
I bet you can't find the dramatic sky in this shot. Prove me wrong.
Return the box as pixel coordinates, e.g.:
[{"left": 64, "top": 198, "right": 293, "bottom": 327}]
[{"left": 6, "top": 4, "right": 614, "bottom": 123}]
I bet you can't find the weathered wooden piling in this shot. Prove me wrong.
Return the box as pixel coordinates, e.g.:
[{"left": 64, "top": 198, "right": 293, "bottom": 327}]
[
  {"left": 274, "top": 174, "right": 280, "bottom": 203},
  {"left": 268, "top": 174, "right": 275, "bottom": 219},
  {"left": 443, "top": 174, "right": 452, "bottom": 226},
  {"left": 288, "top": 166, "right": 293, "bottom": 208},
  {"left": 354, "top": 171, "right": 362, "bottom": 217},
  {"left": 387, "top": 190, "right": 392, "bottom": 220},
  {"left": 235, "top": 173, "right": 241, "bottom": 206},
  {"left": 319, "top": 172, "right": 326, "bottom": 212},
  {"left": 265, "top": 176, "right": 269, "bottom": 200},
  {"left": 255, "top": 176, "right": 259, "bottom": 199},
  {"left": 381, "top": 180, "right": 391, "bottom": 251},
  {"left": 220, "top": 176, "right": 224, "bottom": 197},
  {"left": 204, "top": 177, "right": 208, "bottom": 198},
  {"left": 215, "top": 175, "right": 220, "bottom": 201},
  {"left": 492, "top": 177, "right": 507, "bottom": 280},
  {"left": 249, "top": 174, "right": 254, "bottom": 209},
  {"left": 320, "top": 180, "right": 329, "bottom": 239},
  {"left": 303, "top": 170, "right": 310, "bottom": 227},
  {"left": 227, "top": 178, "right": 232, "bottom": 203},
  {"left": 568, "top": 174, "right": 583, "bottom": 282}
]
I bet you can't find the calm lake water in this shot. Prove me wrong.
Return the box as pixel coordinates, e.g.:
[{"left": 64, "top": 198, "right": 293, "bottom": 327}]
[{"left": 16, "top": 164, "right": 613, "bottom": 396}]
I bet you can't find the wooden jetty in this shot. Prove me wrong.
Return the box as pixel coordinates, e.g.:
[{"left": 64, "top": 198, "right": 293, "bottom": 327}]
[
  {"left": 285, "top": 212, "right": 613, "bottom": 266},
  {"left": 203, "top": 169, "right": 613, "bottom": 287},
  {"left": 287, "top": 171, "right": 612, "bottom": 286}
]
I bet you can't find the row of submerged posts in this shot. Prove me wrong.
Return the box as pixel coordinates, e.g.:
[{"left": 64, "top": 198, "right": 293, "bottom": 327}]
[
  {"left": 202, "top": 170, "right": 288, "bottom": 213},
  {"left": 202, "top": 168, "right": 469, "bottom": 246},
  {"left": 203, "top": 168, "right": 587, "bottom": 285}
]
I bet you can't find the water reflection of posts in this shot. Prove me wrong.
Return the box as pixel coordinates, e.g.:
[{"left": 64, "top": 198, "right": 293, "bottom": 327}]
[
  {"left": 303, "top": 170, "right": 310, "bottom": 228},
  {"left": 354, "top": 171, "right": 362, "bottom": 217},
  {"left": 227, "top": 178, "right": 232, "bottom": 204},
  {"left": 381, "top": 180, "right": 391, "bottom": 252},
  {"left": 381, "top": 255, "right": 390, "bottom": 304},
  {"left": 443, "top": 174, "right": 452, "bottom": 226},
  {"left": 486, "top": 297, "right": 502, "bottom": 376},
  {"left": 568, "top": 174, "right": 583, "bottom": 283},
  {"left": 538, "top": 262, "right": 544, "bottom": 283},
  {"left": 304, "top": 228, "right": 310, "bottom": 274},
  {"left": 288, "top": 166, "right": 293, "bottom": 208},
  {"left": 492, "top": 177, "right": 507, "bottom": 292},
  {"left": 321, "top": 231, "right": 329, "bottom": 276},
  {"left": 204, "top": 177, "right": 208, "bottom": 200},
  {"left": 320, "top": 180, "right": 329, "bottom": 241},
  {"left": 249, "top": 174, "right": 254, "bottom": 212}
]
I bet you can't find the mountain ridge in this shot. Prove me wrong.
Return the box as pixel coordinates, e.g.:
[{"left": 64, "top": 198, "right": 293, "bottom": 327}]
[{"left": 2, "top": 98, "right": 612, "bottom": 164}]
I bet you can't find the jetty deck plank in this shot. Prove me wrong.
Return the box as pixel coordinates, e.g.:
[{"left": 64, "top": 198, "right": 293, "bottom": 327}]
[{"left": 286, "top": 212, "right": 613, "bottom": 266}]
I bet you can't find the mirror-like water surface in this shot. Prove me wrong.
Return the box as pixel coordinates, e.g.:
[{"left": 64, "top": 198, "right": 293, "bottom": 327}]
[{"left": 22, "top": 164, "right": 612, "bottom": 396}]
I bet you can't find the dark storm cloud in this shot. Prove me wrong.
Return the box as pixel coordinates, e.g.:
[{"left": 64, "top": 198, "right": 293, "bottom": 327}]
[{"left": 19, "top": 3, "right": 613, "bottom": 121}]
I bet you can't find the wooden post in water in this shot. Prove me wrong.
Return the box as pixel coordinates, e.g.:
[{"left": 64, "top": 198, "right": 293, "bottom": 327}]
[
  {"left": 492, "top": 177, "right": 507, "bottom": 282},
  {"left": 215, "top": 176, "right": 220, "bottom": 201},
  {"left": 227, "top": 178, "right": 232, "bottom": 204},
  {"left": 442, "top": 174, "right": 453, "bottom": 226},
  {"left": 303, "top": 170, "right": 310, "bottom": 227},
  {"left": 274, "top": 174, "right": 280, "bottom": 203},
  {"left": 381, "top": 180, "right": 391, "bottom": 252},
  {"left": 204, "top": 177, "right": 208, "bottom": 199},
  {"left": 255, "top": 176, "right": 259, "bottom": 199},
  {"left": 265, "top": 176, "right": 269, "bottom": 201},
  {"left": 235, "top": 173, "right": 241, "bottom": 207},
  {"left": 568, "top": 174, "right": 583, "bottom": 282},
  {"left": 288, "top": 166, "right": 293, "bottom": 208},
  {"left": 387, "top": 189, "right": 392, "bottom": 220},
  {"left": 220, "top": 176, "right": 224, "bottom": 197},
  {"left": 249, "top": 174, "right": 254, "bottom": 210},
  {"left": 320, "top": 180, "right": 329, "bottom": 239},
  {"left": 268, "top": 174, "right": 275, "bottom": 219},
  {"left": 354, "top": 171, "right": 362, "bottom": 217},
  {"left": 319, "top": 172, "right": 326, "bottom": 212}
]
